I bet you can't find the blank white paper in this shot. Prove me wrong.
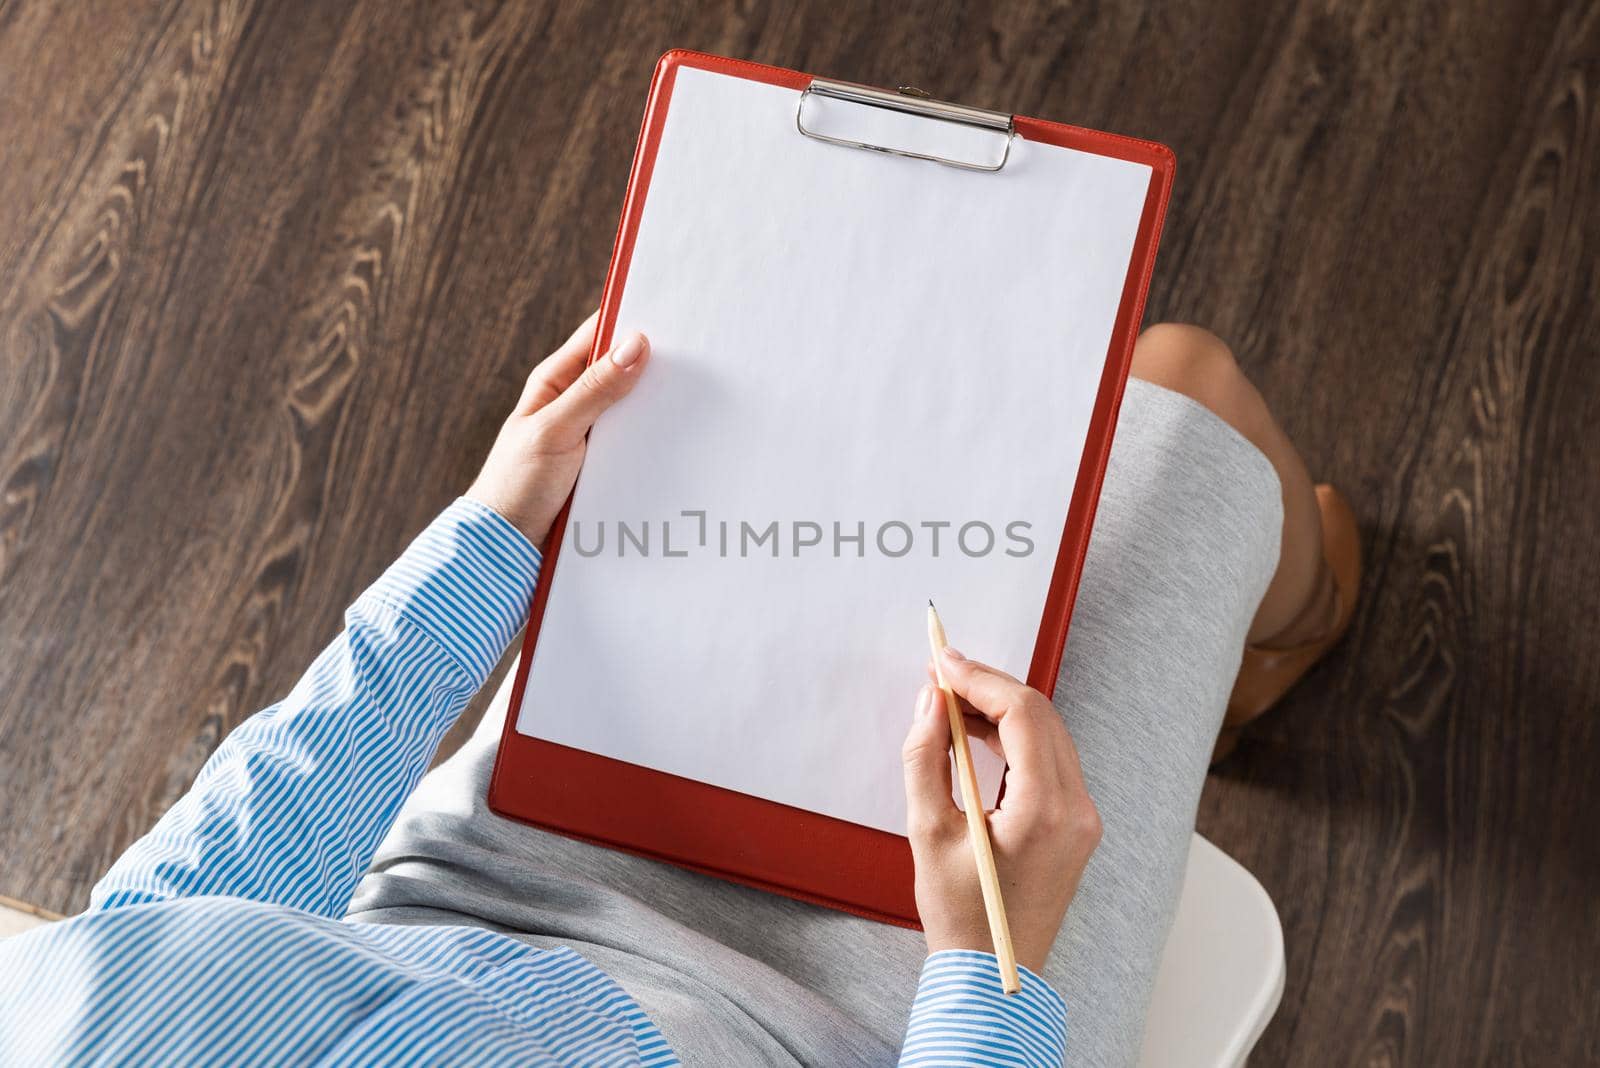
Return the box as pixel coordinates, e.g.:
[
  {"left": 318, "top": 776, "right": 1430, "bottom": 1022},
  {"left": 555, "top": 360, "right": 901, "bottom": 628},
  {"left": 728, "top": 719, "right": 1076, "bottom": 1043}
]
[{"left": 515, "top": 67, "right": 1151, "bottom": 837}]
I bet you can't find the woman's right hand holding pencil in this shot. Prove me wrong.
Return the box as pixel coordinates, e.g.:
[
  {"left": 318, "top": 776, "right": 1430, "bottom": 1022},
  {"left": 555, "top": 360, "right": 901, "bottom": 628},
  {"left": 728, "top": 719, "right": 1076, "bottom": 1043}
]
[{"left": 901, "top": 646, "right": 1102, "bottom": 974}]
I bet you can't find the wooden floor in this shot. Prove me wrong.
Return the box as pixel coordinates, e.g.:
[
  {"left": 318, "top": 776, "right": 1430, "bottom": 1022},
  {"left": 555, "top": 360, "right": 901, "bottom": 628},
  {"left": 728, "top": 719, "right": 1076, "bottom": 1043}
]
[{"left": 2, "top": 1, "right": 1596, "bottom": 1062}]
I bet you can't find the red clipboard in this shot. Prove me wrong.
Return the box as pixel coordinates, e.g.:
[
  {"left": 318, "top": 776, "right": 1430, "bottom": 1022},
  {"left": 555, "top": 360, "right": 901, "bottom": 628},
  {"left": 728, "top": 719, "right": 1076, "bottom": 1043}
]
[{"left": 488, "top": 49, "right": 1174, "bottom": 928}]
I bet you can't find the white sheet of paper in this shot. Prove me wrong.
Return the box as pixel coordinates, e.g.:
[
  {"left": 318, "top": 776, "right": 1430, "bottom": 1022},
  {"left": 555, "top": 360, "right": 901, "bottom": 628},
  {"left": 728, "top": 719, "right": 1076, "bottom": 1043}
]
[{"left": 515, "top": 68, "right": 1151, "bottom": 837}]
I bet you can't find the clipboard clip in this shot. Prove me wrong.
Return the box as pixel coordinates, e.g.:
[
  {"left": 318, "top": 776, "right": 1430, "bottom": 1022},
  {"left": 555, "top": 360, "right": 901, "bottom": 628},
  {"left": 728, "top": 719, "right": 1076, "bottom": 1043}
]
[{"left": 795, "top": 79, "right": 1015, "bottom": 172}]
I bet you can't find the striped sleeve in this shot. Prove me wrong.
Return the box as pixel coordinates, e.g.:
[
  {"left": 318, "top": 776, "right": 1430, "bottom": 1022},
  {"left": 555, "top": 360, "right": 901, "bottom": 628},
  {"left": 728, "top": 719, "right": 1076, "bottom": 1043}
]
[
  {"left": 899, "top": 950, "right": 1068, "bottom": 1068},
  {"left": 89, "top": 498, "right": 540, "bottom": 918}
]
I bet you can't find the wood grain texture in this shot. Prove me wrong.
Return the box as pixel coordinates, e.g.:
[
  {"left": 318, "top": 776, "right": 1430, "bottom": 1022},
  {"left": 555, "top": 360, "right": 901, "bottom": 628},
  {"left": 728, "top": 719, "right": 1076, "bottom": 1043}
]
[{"left": 1, "top": 1, "right": 1595, "bottom": 1062}]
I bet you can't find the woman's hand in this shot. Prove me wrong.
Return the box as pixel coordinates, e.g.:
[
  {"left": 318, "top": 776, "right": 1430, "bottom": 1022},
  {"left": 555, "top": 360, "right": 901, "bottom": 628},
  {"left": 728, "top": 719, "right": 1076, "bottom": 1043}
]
[
  {"left": 467, "top": 313, "right": 650, "bottom": 545},
  {"left": 902, "top": 646, "right": 1102, "bottom": 974}
]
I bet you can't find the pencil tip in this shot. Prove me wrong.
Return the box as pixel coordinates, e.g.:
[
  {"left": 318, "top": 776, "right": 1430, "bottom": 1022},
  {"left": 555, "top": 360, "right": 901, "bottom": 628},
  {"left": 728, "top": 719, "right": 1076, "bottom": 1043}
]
[{"left": 928, "top": 598, "right": 935, "bottom": 608}]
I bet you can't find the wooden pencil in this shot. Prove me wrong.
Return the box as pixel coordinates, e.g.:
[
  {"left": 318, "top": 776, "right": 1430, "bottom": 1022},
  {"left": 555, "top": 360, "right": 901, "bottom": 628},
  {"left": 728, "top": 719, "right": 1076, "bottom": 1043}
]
[{"left": 926, "top": 600, "right": 1022, "bottom": 995}]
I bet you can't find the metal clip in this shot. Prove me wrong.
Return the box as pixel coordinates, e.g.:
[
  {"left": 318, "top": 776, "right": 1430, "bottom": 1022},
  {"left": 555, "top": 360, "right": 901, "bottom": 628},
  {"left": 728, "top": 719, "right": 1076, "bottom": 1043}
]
[{"left": 795, "top": 79, "right": 1015, "bottom": 173}]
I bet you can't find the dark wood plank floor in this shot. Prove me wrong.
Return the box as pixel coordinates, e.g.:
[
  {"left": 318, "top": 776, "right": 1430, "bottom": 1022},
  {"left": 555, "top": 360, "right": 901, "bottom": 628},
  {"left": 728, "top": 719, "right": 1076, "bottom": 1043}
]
[{"left": 2, "top": 1, "right": 1596, "bottom": 1063}]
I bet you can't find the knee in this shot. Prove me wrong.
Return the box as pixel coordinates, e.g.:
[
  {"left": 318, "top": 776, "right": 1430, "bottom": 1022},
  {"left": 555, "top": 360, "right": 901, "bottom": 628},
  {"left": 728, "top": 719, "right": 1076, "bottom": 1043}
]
[{"left": 1130, "top": 323, "right": 1254, "bottom": 427}]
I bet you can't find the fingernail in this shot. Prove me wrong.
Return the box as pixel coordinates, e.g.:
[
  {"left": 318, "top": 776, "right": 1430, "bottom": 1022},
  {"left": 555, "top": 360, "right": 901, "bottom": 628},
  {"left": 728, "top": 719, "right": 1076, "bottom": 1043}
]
[
  {"left": 610, "top": 332, "right": 645, "bottom": 368},
  {"left": 916, "top": 684, "right": 935, "bottom": 718},
  {"left": 941, "top": 646, "right": 965, "bottom": 663}
]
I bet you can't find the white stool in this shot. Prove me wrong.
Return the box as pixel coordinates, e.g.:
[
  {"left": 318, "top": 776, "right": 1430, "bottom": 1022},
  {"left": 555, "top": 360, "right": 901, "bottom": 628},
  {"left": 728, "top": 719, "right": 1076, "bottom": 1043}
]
[
  {"left": 0, "top": 897, "right": 55, "bottom": 939},
  {"left": 1137, "top": 834, "right": 1286, "bottom": 1067}
]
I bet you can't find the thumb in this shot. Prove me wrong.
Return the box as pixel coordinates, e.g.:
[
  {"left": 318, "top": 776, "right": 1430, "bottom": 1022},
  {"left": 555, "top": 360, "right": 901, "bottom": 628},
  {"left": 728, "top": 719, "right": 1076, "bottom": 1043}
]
[
  {"left": 535, "top": 331, "right": 650, "bottom": 444},
  {"left": 902, "top": 684, "right": 956, "bottom": 835}
]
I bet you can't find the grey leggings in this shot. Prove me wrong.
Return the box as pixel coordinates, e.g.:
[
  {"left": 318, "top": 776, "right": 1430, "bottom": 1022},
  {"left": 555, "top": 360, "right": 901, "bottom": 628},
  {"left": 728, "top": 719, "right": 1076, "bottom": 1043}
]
[{"left": 346, "top": 378, "right": 1282, "bottom": 1067}]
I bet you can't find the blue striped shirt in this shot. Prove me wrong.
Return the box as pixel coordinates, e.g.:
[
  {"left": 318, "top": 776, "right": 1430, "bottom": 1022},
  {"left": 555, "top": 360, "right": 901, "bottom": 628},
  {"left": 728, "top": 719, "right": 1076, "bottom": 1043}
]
[{"left": 0, "top": 498, "right": 1067, "bottom": 1065}]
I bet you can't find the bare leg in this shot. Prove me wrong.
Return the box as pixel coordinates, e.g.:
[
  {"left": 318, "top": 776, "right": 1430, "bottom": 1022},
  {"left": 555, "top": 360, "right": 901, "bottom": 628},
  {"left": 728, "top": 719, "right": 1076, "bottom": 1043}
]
[{"left": 1129, "top": 324, "right": 1336, "bottom": 647}]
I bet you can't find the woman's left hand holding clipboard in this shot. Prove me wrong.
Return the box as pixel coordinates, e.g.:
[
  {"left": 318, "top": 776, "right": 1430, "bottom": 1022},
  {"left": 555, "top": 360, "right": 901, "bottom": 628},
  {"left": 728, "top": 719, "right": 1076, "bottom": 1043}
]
[{"left": 467, "top": 312, "right": 651, "bottom": 545}]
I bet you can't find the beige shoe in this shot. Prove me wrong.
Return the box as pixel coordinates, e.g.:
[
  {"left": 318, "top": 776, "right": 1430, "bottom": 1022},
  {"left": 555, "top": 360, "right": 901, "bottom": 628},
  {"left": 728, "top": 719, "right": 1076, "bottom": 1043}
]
[{"left": 1212, "top": 485, "right": 1361, "bottom": 764}]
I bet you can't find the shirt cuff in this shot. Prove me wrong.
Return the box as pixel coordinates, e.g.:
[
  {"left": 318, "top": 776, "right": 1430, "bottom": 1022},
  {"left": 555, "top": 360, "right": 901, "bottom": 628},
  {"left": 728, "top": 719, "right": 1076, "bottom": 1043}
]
[
  {"left": 358, "top": 497, "right": 541, "bottom": 683},
  {"left": 901, "top": 950, "right": 1068, "bottom": 1067}
]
